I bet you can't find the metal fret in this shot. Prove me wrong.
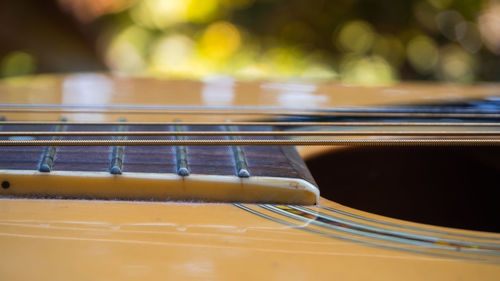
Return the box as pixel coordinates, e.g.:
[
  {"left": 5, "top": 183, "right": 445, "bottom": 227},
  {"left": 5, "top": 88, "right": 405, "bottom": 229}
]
[
  {"left": 174, "top": 123, "right": 190, "bottom": 176},
  {"left": 225, "top": 125, "right": 250, "bottom": 178},
  {"left": 109, "top": 119, "right": 127, "bottom": 175},
  {"left": 38, "top": 119, "right": 67, "bottom": 172}
]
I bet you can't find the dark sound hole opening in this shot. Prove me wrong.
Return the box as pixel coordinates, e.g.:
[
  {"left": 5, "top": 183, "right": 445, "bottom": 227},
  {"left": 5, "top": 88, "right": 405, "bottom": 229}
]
[{"left": 306, "top": 146, "right": 500, "bottom": 233}]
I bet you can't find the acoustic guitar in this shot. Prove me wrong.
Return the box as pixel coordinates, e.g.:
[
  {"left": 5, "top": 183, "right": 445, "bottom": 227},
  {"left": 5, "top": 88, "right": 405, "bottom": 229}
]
[{"left": 0, "top": 73, "right": 499, "bottom": 280}]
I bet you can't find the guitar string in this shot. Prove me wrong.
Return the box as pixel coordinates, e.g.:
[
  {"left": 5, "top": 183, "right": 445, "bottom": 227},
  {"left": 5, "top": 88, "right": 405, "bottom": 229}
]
[
  {"left": 2, "top": 107, "right": 499, "bottom": 144},
  {"left": 1, "top": 119, "right": 500, "bottom": 145},
  {"left": 2, "top": 108, "right": 500, "bottom": 118},
  {"left": 2, "top": 121, "right": 500, "bottom": 126},
  {"left": 1, "top": 131, "right": 500, "bottom": 136},
  {"left": 1, "top": 138, "right": 500, "bottom": 146},
  {"left": 3, "top": 103, "right": 499, "bottom": 112}
]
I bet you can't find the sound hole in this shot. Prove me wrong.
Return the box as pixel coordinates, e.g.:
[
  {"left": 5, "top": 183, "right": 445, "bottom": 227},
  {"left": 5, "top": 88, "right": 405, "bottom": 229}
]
[{"left": 306, "top": 147, "right": 500, "bottom": 233}]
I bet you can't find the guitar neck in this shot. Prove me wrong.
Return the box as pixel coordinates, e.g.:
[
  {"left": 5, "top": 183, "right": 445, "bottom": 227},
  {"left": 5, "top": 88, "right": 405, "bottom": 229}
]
[{"left": 0, "top": 122, "right": 319, "bottom": 204}]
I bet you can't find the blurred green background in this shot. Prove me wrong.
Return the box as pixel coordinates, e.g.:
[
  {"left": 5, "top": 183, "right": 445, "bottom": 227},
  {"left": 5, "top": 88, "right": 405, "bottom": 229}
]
[{"left": 0, "top": 0, "right": 499, "bottom": 85}]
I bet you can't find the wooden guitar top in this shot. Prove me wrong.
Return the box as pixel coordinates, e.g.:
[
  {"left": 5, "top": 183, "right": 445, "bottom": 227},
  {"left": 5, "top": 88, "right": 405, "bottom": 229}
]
[{"left": 0, "top": 73, "right": 499, "bottom": 280}]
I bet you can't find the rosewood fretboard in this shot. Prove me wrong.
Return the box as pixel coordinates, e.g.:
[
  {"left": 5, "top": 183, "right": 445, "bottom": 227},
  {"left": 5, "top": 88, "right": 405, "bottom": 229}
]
[{"left": 0, "top": 123, "right": 316, "bottom": 186}]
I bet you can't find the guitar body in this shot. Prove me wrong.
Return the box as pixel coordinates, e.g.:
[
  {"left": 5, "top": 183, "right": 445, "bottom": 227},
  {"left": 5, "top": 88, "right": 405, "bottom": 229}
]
[{"left": 0, "top": 73, "right": 499, "bottom": 280}]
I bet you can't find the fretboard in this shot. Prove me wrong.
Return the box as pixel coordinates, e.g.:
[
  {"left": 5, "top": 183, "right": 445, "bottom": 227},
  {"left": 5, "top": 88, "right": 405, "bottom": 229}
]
[{"left": 0, "top": 122, "right": 318, "bottom": 204}]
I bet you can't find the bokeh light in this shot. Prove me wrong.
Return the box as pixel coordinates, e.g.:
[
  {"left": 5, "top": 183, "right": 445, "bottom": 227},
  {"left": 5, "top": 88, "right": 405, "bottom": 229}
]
[
  {"left": 340, "top": 55, "right": 396, "bottom": 86},
  {"left": 198, "top": 21, "right": 242, "bottom": 60},
  {"left": 436, "top": 10, "right": 465, "bottom": 41},
  {"left": 478, "top": 2, "right": 500, "bottom": 55},
  {"left": 185, "top": 0, "right": 219, "bottom": 23},
  {"left": 336, "top": 20, "right": 375, "bottom": 54},
  {"left": 437, "top": 44, "right": 476, "bottom": 82},
  {"left": 1, "top": 0, "right": 498, "bottom": 84},
  {"left": 0, "top": 51, "right": 37, "bottom": 77},
  {"left": 57, "top": 0, "right": 134, "bottom": 22},
  {"left": 130, "top": 0, "right": 188, "bottom": 29},
  {"left": 456, "top": 21, "right": 482, "bottom": 54},
  {"left": 149, "top": 34, "right": 197, "bottom": 77},
  {"left": 406, "top": 35, "right": 439, "bottom": 75},
  {"left": 130, "top": 0, "right": 219, "bottom": 29},
  {"left": 105, "top": 25, "right": 152, "bottom": 74}
]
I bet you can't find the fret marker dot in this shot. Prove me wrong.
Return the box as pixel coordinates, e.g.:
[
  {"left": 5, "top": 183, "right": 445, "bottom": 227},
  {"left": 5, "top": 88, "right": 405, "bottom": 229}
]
[{"left": 2, "top": 181, "right": 10, "bottom": 189}]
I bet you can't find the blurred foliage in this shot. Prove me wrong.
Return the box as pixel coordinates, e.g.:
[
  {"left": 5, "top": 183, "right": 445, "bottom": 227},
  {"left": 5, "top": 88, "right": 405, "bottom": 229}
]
[{"left": 1, "top": 0, "right": 500, "bottom": 85}]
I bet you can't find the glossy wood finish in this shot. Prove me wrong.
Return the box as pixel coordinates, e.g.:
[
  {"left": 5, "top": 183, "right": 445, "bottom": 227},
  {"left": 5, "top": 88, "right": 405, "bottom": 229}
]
[
  {"left": 0, "top": 199, "right": 499, "bottom": 281},
  {"left": 0, "top": 73, "right": 499, "bottom": 280},
  {"left": 1, "top": 73, "right": 498, "bottom": 122}
]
